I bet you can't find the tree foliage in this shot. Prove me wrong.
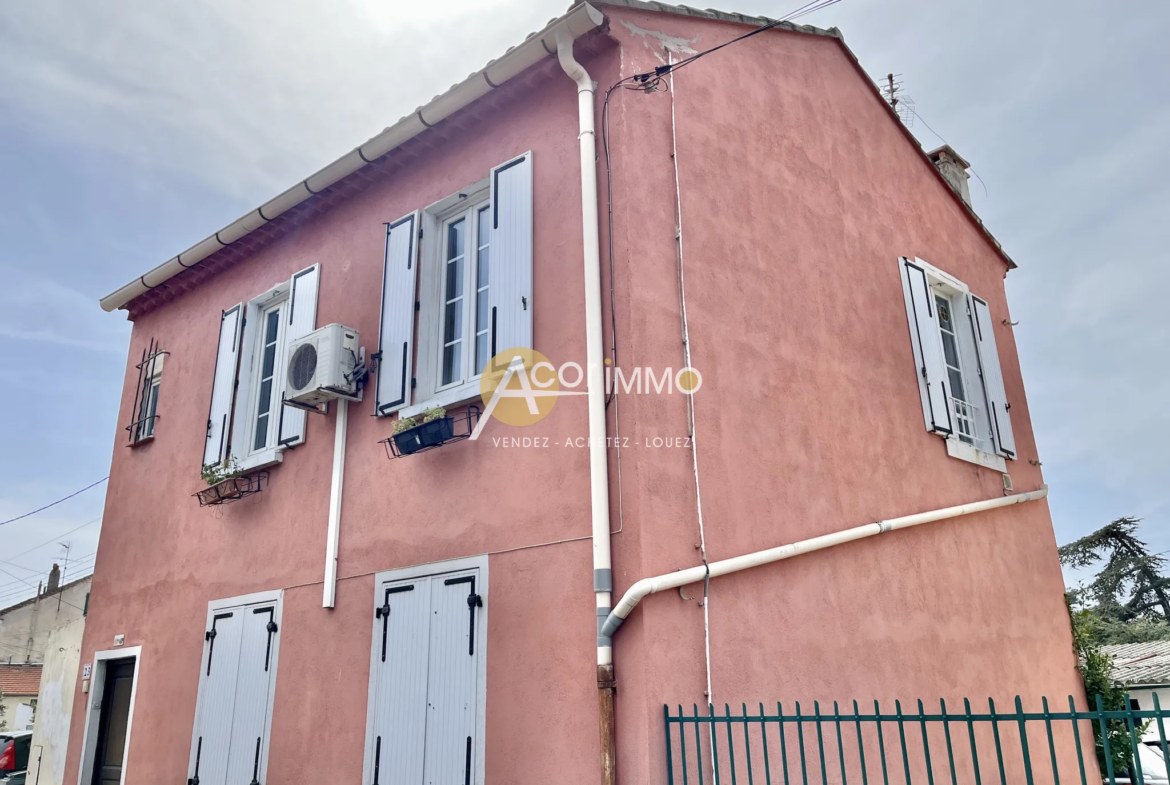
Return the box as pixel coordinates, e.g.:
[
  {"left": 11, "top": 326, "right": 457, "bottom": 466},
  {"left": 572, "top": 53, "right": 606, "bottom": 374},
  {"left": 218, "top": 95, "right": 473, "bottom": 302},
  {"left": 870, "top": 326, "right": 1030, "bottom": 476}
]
[
  {"left": 1060, "top": 516, "right": 1170, "bottom": 643},
  {"left": 1068, "top": 603, "right": 1137, "bottom": 775}
]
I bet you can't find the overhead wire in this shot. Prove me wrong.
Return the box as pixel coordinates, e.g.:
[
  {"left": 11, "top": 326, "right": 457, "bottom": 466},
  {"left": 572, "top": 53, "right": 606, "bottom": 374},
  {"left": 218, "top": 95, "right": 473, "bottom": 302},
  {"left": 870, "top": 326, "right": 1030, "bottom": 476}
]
[
  {"left": 0, "top": 477, "right": 108, "bottom": 527},
  {"left": 908, "top": 106, "right": 989, "bottom": 199}
]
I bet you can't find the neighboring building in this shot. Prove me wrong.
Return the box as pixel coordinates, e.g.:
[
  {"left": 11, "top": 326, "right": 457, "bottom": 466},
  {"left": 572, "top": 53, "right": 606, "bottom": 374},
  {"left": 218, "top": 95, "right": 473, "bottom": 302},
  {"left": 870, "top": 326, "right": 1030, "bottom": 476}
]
[
  {"left": 0, "top": 568, "right": 91, "bottom": 666},
  {"left": 0, "top": 664, "right": 41, "bottom": 731},
  {"left": 68, "top": 3, "right": 1080, "bottom": 784},
  {"left": 1105, "top": 641, "right": 1170, "bottom": 742},
  {"left": 26, "top": 616, "right": 87, "bottom": 785}
]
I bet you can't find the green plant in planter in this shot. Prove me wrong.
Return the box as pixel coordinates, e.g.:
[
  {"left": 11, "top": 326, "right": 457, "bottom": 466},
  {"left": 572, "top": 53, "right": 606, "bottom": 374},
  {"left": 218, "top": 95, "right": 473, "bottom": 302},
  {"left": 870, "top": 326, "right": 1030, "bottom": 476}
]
[
  {"left": 201, "top": 456, "right": 241, "bottom": 487},
  {"left": 422, "top": 406, "right": 447, "bottom": 423},
  {"left": 393, "top": 416, "right": 418, "bottom": 434}
]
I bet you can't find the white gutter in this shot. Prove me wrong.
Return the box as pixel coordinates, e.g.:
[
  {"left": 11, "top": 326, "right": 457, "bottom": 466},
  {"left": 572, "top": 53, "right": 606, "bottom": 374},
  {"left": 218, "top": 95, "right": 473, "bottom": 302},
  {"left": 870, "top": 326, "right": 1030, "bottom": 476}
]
[
  {"left": 601, "top": 485, "right": 1049, "bottom": 638},
  {"left": 322, "top": 399, "right": 349, "bottom": 609},
  {"left": 100, "top": 3, "right": 605, "bottom": 313}
]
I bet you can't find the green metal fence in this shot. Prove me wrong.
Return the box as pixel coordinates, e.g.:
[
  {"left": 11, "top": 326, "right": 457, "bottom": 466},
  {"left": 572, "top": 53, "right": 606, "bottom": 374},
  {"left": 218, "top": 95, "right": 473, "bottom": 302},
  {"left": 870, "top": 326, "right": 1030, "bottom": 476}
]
[{"left": 665, "top": 695, "right": 1170, "bottom": 785}]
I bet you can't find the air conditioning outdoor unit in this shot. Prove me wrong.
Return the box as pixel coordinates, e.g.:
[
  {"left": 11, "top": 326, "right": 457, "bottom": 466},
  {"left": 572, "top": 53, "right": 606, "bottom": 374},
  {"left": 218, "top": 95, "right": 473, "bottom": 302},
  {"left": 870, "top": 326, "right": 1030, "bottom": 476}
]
[{"left": 284, "top": 324, "right": 360, "bottom": 407}]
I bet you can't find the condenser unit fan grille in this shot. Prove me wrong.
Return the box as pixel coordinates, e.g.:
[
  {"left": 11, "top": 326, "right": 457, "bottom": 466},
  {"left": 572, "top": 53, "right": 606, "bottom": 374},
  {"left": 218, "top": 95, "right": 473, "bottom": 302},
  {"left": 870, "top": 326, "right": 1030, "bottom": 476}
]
[{"left": 289, "top": 343, "right": 318, "bottom": 391}]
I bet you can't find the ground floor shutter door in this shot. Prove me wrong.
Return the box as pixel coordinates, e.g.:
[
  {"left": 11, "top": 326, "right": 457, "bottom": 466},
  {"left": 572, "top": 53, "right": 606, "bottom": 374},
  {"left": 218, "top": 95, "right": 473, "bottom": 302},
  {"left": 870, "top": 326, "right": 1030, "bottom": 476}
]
[
  {"left": 190, "top": 612, "right": 244, "bottom": 785},
  {"left": 423, "top": 570, "right": 480, "bottom": 785},
  {"left": 224, "top": 606, "right": 280, "bottom": 785},
  {"left": 372, "top": 578, "right": 432, "bottom": 785}
]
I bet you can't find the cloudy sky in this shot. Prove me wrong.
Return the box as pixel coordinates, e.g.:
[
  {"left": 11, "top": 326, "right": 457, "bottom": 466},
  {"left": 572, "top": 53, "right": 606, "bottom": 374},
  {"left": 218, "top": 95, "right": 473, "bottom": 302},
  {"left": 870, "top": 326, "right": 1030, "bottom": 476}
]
[{"left": 1, "top": 0, "right": 1166, "bottom": 611}]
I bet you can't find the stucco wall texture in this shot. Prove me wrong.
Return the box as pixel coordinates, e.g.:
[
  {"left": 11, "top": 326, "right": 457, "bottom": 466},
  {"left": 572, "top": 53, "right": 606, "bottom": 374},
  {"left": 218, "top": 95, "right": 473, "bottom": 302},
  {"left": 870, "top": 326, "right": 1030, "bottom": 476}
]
[{"left": 68, "top": 8, "right": 1080, "bottom": 785}]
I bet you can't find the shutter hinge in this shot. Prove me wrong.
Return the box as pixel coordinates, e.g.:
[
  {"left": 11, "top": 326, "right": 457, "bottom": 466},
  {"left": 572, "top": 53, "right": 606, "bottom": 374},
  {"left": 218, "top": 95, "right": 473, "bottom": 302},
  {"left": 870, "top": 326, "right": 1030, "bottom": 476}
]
[
  {"left": 206, "top": 419, "right": 213, "bottom": 437},
  {"left": 266, "top": 620, "right": 278, "bottom": 633},
  {"left": 467, "top": 593, "right": 483, "bottom": 610},
  {"left": 415, "top": 301, "right": 420, "bottom": 312},
  {"left": 419, "top": 227, "right": 424, "bottom": 239},
  {"left": 1005, "top": 402, "right": 1011, "bottom": 411},
  {"left": 522, "top": 296, "right": 528, "bottom": 311},
  {"left": 920, "top": 366, "right": 927, "bottom": 379},
  {"left": 375, "top": 602, "right": 391, "bottom": 619},
  {"left": 411, "top": 377, "right": 417, "bottom": 389},
  {"left": 205, "top": 629, "right": 216, "bottom": 641}
]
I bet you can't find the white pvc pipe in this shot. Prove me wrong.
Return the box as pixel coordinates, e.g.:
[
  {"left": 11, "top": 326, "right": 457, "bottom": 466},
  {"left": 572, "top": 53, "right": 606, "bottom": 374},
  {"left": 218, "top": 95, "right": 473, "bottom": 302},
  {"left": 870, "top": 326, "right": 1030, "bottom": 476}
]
[
  {"left": 556, "top": 32, "right": 614, "bottom": 668},
  {"left": 322, "top": 399, "right": 349, "bottom": 608},
  {"left": 601, "top": 485, "right": 1049, "bottom": 636}
]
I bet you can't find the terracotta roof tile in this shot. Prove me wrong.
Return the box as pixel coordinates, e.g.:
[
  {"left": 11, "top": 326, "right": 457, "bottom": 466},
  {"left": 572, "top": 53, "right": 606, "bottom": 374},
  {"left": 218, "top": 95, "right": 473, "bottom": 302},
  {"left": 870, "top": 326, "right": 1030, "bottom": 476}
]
[{"left": 0, "top": 664, "right": 43, "bottom": 696}]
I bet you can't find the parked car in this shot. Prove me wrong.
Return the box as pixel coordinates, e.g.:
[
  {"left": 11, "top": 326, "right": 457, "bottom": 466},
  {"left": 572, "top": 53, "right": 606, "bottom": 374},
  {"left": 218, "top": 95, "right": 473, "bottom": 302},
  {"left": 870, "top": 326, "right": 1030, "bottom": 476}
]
[
  {"left": 0, "top": 730, "right": 31, "bottom": 784},
  {"left": 1111, "top": 741, "right": 1169, "bottom": 784}
]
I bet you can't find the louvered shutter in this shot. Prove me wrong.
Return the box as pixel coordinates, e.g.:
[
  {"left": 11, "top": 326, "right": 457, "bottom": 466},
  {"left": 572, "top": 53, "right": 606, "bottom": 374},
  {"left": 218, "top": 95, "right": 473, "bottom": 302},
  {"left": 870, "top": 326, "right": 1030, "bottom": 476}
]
[
  {"left": 368, "top": 578, "right": 432, "bottom": 785},
  {"left": 224, "top": 607, "right": 280, "bottom": 785},
  {"left": 375, "top": 213, "right": 420, "bottom": 415},
  {"left": 423, "top": 572, "right": 481, "bottom": 785},
  {"left": 278, "top": 264, "right": 320, "bottom": 446},
  {"left": 488, "top": 153, "right": 533, "bottom": 370},
  {"left": 189, "top": 611, "right": 244, "bottom": 785},
  {"left": 203, "top": 304, "right": 245, "bottom": 467},
  {"left": 969, "top": 295, "right": 1017, "bottom": 458},
  {"left": 899, "top": 258, "right": 953, "bottom": 435}
]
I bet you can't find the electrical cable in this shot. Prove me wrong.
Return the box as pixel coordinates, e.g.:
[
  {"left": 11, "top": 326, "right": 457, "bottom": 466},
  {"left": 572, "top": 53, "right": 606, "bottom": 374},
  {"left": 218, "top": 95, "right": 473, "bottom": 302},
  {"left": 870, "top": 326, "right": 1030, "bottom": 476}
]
[
  {"left": 0, "top": 517, "right": 102, "bottom": 567},
  {"left": 0, "top": 477, "right": 108, "bottom": 527},
  {"left": 908, "top": 106, "right": 989, "bottom": 199}
]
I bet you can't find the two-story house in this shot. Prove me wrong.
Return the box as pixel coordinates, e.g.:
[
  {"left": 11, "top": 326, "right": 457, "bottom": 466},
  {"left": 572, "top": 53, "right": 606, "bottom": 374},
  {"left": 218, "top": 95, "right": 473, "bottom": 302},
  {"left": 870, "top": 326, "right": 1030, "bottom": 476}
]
[{"left": 68, "top": 3, "right": 1081, "bottom": 784}]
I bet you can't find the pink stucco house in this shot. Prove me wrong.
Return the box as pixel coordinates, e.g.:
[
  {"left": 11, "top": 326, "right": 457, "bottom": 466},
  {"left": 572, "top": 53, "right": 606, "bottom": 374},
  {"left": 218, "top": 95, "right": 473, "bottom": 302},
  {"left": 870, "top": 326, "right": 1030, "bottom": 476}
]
[{"left": 71, "top": 3, "right": 1081, "bottom": 784}]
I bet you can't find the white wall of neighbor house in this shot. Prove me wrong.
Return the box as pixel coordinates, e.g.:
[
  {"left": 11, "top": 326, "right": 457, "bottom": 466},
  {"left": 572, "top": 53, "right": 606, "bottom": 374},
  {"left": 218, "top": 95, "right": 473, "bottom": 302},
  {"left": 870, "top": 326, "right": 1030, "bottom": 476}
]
[
  {"left": 1, "top": 693, "right": 35, "bottom": 730},
  {"left": 27, "top": 616, "right": 86, "bottom": 785},
  {"left": 0, "top": 574, "right": 91, "bottom": 665},
  {"left": 1128, "top": 686, "right": 1170, "bottom": 742}
]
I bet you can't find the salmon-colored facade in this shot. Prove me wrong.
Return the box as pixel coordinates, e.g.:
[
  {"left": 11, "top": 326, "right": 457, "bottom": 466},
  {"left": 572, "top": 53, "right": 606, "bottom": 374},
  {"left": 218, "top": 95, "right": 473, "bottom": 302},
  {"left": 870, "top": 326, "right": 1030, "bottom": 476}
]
[{"left": 72, "top": 3, "right": 1081, "bottom": 784}]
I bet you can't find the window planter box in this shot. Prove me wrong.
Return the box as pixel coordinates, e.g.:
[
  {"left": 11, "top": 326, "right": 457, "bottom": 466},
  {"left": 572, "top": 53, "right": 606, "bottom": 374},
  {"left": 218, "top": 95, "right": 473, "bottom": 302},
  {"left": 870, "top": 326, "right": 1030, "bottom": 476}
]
[
  {"left": 393, "top": 417, "right": 455, "bottom": 456},
  {"left": 194, "top": 471, "right": 268, "bottom": 507},
  {"left": 380, "top": 407, "right": 480, "bottom": 459}
]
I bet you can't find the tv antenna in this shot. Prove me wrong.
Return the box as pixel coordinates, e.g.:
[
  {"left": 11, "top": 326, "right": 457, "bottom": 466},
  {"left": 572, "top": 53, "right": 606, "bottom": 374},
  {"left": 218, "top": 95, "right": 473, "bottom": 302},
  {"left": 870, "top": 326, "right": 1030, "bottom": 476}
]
[{"left": 882, "top": 73, "right": 915, "bottom": 127}]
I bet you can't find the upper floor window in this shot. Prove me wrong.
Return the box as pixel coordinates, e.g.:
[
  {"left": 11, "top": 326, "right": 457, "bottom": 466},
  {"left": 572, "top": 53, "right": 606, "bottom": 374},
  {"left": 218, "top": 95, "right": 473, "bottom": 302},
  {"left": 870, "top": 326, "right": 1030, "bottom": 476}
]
[
  {"left": 374, "top": 153, "right": 533, "bottom": 419},
  {"left": 899, "top": 257, "right": 1017, "bottom": 470},
  {"left": 202, "top": 265, "right": 319, "bottom": 472},
  {"left": 128, "top": 341, "right": 166, "bottom": 444}
]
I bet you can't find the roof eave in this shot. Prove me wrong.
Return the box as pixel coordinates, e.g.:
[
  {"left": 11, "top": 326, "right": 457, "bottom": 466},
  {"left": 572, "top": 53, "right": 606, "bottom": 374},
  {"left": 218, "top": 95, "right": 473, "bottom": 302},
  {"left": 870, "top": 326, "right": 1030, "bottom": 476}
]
[{"left": 99, "top": 2, "right": 605, "bottom": 313}]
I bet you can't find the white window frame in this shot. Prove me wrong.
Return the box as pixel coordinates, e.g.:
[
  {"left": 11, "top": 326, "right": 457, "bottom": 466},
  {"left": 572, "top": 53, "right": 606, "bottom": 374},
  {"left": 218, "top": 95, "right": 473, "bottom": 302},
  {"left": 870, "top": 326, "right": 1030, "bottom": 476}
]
[
  {"left": 361, "top": 554, "right": 489, "bottom": 785},
  {"left": 75, "top": 645, "right": 143, "bottom": 785},
  {"left": 910, "top": 257, "right": 1007, "bottom": 473},
  {"left": 233, "top": 281, "right": 292, "bottom": 471},
  {"left": 406, "top": 179, "right": 491, "bottom": 418},
  {"left": 135, "top": 353, "right": 165, "bottom": 442},
  {"left": 246, "top": 297, "right": 288, "bottom": 456},
  {"left": 185, "top": 589, "right": 284, "bottom": 785}
]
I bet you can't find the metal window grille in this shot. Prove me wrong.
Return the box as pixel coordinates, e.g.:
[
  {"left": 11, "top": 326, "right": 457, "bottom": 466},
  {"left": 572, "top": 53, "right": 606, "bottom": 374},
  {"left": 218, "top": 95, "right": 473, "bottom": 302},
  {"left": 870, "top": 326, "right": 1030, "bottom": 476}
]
[
  {"left": 127, "top": 338, "right": 168, "bottom": 444},
  {"left": 665, "top": 694, "right": 1170, "bottom": 785},
  {"left": 950, "top": 397, "right": 983, "bottom": 451}
]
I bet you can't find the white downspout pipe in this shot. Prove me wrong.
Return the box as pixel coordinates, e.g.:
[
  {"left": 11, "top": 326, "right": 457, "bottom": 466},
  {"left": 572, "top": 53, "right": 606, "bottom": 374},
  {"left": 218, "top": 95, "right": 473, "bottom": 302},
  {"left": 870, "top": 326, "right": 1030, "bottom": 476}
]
[
  {"left": 322, "top": 399, "right": 348, "bottom": 608},
  {"left": 601, "top": 485, "right": 1049, "bottom": 637},
  {"left": 556, "top": 31, "right": 617, "bottom": 785}
]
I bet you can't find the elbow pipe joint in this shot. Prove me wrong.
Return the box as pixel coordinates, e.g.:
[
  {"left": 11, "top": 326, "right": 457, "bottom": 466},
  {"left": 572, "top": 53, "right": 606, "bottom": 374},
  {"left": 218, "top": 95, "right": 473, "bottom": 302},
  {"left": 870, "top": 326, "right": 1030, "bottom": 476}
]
[{"left": 556, "top": 31, "right": 592, "bottom": 91}]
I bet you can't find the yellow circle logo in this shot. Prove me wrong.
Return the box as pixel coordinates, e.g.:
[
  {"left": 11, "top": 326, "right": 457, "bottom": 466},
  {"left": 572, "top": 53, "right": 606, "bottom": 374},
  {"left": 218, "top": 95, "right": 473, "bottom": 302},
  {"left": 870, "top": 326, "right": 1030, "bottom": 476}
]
[{"left": 479, "top": 347, "right": 559, "bottom": 427}]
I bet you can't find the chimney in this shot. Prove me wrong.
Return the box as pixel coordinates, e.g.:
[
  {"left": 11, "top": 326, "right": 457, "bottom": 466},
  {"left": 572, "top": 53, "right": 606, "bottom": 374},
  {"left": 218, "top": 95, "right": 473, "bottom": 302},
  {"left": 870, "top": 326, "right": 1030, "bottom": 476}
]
[
  {"left": 927, "top": 145, "right": 973, "bottom": 208},
  {"left": 46, "top": 563, "right": 61, "bottom": 594}
]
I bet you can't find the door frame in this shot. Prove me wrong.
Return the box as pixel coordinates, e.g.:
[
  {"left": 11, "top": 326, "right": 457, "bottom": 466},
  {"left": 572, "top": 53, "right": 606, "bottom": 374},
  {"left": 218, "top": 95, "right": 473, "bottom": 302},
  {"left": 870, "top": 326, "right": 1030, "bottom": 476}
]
[
  {"left": 361, "top": 554, "right": 489, "bottom": 785},
  {"left": 76, "top": 646, "right": 142, "bottom": 785},
  {"left": 185, "top": 589, "right": 284, "bottom": 785}
]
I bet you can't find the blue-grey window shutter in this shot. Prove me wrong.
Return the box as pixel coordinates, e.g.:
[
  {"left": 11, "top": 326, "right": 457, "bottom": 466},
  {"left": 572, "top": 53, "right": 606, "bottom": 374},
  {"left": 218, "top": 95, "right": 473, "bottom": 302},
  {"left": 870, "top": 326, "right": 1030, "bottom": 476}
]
[
  {"left": 224, "top": 607, "right": 280, "bottom": 785},
  {"left": 969, "top": 295, "right": 1017, "bottom": 458},
  {"left": 422, "top": 572, "right": 481, "bottom": 785},
  {"left": 487, "top": 153, "right": 533, "bottom": 370},
  {"left": 369, "top": 578, "right": 432, "bottom": 785},
  {"left": 203, "top": 304, "right": 244, "bottom": 467},
  {"left": 189, "top": 611, "right": 243, "bottom": 785},
  {"left": 899, "top": 258, "right": 953, "bottom": 435},
  {"left": 375, "top": 212, "right": 420, "bottom": 415},
  {"left": 278, "top": 264, "right": 320, "bottom": 446}
]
